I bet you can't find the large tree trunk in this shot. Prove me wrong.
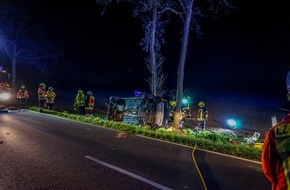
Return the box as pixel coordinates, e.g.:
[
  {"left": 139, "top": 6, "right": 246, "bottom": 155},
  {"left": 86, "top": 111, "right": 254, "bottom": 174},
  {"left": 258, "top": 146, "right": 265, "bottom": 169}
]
[
  {"left": 149, "top": 1, "right": 157, "bottom": 96},
  {"left": 11, "top": 42, "right": 17, "bottom": 91},
  {"left": 11, "top": 60, "right": 16, "bottom": 91},
  {"left": 173, "top": 0, "right": 194, "bottom": 130}
]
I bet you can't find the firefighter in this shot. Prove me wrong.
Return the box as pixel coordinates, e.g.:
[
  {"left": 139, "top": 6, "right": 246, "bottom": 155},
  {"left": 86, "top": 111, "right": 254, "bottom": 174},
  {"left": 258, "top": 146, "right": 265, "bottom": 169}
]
[
  {"left": 196, "top": 101, "right": 208, "bottom": 131},
  {"left": 262, "top": 106, "right": 290, "bottom": 189},
  {"left": 74, "top": 89, "right": 86, "bottom": 115},
  {"left": 17, "top": 85, "right": 29, "bottom": 108},
  {"left": 169, "top": 100, "right": 176, "bottom": 113},
  {"left": 45, "top": 86, "right": 56, "bottom": 111},
  {"left": 38, "top": 83, "right": 46, "bottom": 112},
  {"left": 85, "top": 91, "right": 95, "bottom": 116},
  {"left": 169, "top": 100, "right": 176, "bottom": 124}
]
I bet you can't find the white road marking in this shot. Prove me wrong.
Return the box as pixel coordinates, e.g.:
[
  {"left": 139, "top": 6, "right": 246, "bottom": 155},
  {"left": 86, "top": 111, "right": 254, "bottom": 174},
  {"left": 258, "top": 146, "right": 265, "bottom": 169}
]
[{"left": 84, "top": 155, "right": 173, "bottom": 190}]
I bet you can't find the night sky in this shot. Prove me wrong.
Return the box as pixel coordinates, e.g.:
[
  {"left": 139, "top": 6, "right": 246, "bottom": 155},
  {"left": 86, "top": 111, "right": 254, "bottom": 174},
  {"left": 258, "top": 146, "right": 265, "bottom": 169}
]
[{"left": 2, "top": 0, "right": 290, "bottom": 103}]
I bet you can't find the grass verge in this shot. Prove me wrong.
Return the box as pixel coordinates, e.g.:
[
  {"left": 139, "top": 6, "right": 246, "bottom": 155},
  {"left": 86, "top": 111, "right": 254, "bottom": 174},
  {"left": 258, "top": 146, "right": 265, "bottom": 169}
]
[{"left": 29, "top": 106, "right": 262, "bottom": 162}]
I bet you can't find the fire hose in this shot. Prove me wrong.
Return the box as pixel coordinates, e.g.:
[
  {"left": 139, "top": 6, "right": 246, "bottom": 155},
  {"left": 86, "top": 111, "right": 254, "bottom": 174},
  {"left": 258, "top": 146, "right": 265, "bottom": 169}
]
[{"left": 192, "top": 144, "right": 208, "bottom": 190}]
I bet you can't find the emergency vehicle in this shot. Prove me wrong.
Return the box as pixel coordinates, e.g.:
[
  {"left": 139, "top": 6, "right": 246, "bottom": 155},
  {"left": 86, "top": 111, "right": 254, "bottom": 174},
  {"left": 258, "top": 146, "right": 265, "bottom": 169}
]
[{"left": 0, "top": 66, "right": 11, "bottom": 102}]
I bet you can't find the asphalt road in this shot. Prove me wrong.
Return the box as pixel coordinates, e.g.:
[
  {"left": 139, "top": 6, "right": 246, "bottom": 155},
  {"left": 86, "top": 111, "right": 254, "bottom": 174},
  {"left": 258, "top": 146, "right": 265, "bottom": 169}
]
[{"left": 0, "top": 110, "right": 271, "bottom": 190}]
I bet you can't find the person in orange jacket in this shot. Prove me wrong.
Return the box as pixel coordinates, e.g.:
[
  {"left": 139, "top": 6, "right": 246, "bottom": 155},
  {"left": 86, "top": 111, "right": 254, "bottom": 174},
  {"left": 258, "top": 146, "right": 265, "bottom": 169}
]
[
  {"left": 17, "top": 85, "right": 29, "bottom": 108},
  {"left": 45, "top": 86, "right": 56, "bottom": 111},
  {"left": 38, "top": 83, "right": 46, "bottom": 112},
  {"left": 262, "top": 78, "right": 290, "bottom": 190},
  {"left": 85, "top": 91, "right": 95, "bottom": 116},
  {"left": 262, "top": 112, "right": 290, "bottom": 190}
]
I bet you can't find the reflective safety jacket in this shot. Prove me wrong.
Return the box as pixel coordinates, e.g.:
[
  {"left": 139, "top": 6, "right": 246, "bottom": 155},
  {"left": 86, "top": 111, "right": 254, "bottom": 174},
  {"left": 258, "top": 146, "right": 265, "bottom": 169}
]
[
  {"left": 38, "top": 87, "right": 46, "bottom": 101},
  {"left": 197, "top": 107, "right": 208, "bottom": 121},
  {"left": 45, "top": 91, "right": 56, "bottom": 104},
  {"left": 74, "top": 93, "right": 85, "bottom": 107},
  {"left": 85, "top": 95, "right": 95, "bottom": 110},
  {"left": 262, "top": 113, "right": 290, "bottom": 190},
  {"left": 17, "top": 89, "right": 29, "bottom": 99}
]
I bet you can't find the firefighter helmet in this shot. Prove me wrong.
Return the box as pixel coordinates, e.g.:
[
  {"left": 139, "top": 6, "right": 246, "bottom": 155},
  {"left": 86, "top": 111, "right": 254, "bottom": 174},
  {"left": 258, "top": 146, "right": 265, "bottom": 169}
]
[
  {"left": 39, "top": 83, "right": 46, "bottom": 88},
  {"left": 48, "top": 86, "right": 53, "bottom": 91},
  {"left": 20, "top": 85, "right": 25, "bottom": 89},
  {"left": 198, "top": 101, "right": 205, "bottom": 108},
  {"left": 87, "top": 91, "right": 93, "bottom": 96},
  {"left": 170, "top": 100, "right": 176, "bottom": 107}
]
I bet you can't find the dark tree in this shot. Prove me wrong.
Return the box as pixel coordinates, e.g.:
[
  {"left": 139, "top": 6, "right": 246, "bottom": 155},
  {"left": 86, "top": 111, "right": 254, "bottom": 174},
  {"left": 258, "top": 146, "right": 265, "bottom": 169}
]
[
  {"left": 172, "top": 0, "right": 236, "bottom": 129},
  {"left": 0, "top": 0, "right": 60, "bottom": 90},
  {"left": 96, "top": 0, "right": 172, "bottom": 96},
  {"left": 145, "top": 52, "right": 167, "bottom": 96},
  {"left": 95, "top": 0, "right": 236, "bottom": 129},
  {"left": 131, "top": 0, "right": 171, "bottom": 96}
]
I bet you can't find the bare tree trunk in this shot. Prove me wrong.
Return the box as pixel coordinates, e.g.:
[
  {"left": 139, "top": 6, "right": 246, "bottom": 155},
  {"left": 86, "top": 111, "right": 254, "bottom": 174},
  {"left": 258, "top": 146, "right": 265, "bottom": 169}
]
[
  {"left": 11, "top": 59, "right": 16, "bottom": 91},
  {"left": 173, "top": 0, "right": 194, "bottom": 130},
  {"left": 149, "top": 1, "right": 157, "bottom": 96}
]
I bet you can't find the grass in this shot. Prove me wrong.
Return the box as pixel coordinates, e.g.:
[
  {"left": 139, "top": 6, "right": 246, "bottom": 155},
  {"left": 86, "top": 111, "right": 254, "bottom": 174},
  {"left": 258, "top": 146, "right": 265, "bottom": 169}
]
[{"left": 29, "top": 106, "right": 262, "bottom": 161}]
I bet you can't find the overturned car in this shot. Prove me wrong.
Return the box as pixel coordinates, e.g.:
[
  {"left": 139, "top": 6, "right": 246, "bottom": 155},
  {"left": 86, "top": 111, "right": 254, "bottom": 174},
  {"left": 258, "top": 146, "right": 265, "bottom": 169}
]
[{"left": 106, "top": 93, "right": 170, "bottom": 128}]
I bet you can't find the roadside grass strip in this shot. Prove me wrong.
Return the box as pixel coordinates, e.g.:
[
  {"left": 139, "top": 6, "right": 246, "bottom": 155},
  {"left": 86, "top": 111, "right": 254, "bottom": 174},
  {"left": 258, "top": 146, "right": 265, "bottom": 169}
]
[{"left": 29, "top": 106, "right": 263, "bottom": 161}]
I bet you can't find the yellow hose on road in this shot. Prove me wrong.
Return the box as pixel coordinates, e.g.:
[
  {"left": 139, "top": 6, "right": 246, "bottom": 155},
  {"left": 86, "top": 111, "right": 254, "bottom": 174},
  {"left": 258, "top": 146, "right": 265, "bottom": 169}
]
[{"left": 192, "top": 144, "right": 208, "bottom": 190}]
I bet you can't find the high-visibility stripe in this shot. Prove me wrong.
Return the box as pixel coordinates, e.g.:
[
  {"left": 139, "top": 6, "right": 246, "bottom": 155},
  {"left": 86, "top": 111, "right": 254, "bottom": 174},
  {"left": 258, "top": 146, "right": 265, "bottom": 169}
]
[
  {"left": 283, "top": 157, "right": 290, "bottom": 189},
  {"left": 87, "top": 96, "right": 94, "bottom": 107},
  {"left": 197, "top": 108, "right": 207, "bottom": 121},
  {"left": 275, "top": 122, "right": 290, "bottom": 189},
  {"left": 275, "top": 124, "right": 290, "bottom": 153},
  {"left": 275, "top": 124, "right": 290, "bottom": 138}
]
